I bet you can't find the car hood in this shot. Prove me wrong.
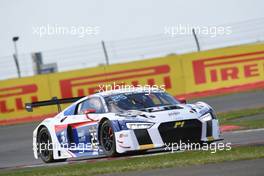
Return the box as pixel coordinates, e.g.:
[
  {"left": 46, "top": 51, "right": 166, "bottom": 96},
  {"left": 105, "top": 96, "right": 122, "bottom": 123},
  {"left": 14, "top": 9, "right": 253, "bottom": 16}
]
[{"left": 114, "top": 102, "right": 211, "bottom": 123}]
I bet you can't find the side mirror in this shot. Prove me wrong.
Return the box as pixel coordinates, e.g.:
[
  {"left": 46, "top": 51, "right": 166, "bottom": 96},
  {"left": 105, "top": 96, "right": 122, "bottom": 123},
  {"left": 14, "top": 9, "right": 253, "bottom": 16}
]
[
  {"left": 178, "top": 97, "right": 187, "bottom": 104},
  {"left": 83, "top": 109, "right": 96, "bottom": 121},
  {"left": 84, "top": 108, "right": 96, "bottom": 114}
]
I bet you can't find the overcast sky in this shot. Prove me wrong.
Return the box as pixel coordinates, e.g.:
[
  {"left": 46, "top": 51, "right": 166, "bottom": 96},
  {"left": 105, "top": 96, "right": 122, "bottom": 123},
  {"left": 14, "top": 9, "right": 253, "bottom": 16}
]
[{"left": 1, "top": 0, "right": 264, "bottom": 57}]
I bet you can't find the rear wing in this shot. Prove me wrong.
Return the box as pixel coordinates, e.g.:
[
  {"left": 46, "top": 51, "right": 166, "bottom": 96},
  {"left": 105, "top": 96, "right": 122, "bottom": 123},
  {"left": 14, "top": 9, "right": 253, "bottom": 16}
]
[{"left": 25, "top": 96, "right": 84, "bottom": 112}]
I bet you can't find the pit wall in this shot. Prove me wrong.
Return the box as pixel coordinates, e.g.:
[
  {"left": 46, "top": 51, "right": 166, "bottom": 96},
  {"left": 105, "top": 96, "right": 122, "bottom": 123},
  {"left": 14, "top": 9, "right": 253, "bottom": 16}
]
[{"left": 1, "top": 43, "right": 264, "bottom": 124}]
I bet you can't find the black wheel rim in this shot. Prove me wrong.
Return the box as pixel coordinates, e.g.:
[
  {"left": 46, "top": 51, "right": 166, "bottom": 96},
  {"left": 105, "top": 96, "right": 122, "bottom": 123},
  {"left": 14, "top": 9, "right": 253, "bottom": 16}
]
[
  {"left": 102, "top": 125, "right": 114, "bottom": 151},
  {"left": 39, "top": 132, "right": 51, "bottom": 159}
]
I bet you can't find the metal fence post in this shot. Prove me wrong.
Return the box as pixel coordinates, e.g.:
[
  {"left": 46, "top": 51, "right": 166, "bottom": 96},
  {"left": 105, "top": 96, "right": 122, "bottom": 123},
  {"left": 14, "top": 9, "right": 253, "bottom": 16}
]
[
  {"left": 101, "top": 40, "right": 109, "bottom": 65},
  {"left": 192, "top": 29, "right": 201, "bottom": 52}
]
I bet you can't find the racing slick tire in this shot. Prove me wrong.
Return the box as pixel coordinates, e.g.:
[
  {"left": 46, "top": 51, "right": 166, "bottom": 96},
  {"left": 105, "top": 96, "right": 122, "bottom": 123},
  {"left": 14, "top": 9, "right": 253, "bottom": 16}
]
[
  {"left": 99, "top": 120, "right": 117, "bottom": 156},
  {"left": 37, "top": 127, "right": 66, "bottom": 163}
]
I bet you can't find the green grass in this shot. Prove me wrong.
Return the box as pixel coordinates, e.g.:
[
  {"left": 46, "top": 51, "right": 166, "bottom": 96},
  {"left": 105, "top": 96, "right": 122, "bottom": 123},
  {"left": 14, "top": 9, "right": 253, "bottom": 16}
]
[
  {"left": 217, "top": 107, "right": 264, "bottom": 129},
  {"left": 1, "top": 146, "right": 264, "bottom": 176}
]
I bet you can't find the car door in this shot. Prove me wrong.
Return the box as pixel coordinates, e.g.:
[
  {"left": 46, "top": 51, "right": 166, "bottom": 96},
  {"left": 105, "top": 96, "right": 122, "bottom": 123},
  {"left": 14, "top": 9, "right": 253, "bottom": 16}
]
[{"left": 60, "top": 97, "right": 105, "bottom": 155}]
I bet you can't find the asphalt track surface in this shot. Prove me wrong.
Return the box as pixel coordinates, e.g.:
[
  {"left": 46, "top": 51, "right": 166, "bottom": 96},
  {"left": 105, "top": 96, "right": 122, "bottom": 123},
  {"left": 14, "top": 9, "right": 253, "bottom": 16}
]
[
  {"left": 189, "top": 89, "right": 264, "bottom": 112},
  {"left": 0, "top": 90, "right": 264, "bottom": 170}
]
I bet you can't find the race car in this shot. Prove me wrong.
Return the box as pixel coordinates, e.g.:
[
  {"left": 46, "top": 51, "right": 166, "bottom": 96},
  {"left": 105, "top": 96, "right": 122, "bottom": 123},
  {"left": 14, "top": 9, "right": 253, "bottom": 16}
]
[{"left": 26, "top": 88, "right": 222, "bottom": 163}]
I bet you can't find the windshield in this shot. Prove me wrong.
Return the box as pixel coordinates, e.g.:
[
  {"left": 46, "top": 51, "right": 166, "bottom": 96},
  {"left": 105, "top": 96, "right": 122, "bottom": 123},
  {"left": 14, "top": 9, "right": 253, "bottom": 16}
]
[{"left": 104, "top": 92, "right": 180, "bottom": 112}]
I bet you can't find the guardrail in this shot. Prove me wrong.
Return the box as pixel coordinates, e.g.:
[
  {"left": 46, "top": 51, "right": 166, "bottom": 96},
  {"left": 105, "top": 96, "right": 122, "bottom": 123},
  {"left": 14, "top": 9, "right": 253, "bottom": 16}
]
[{"left": 0, "top": 42, "right": 264, "bottom": 123}]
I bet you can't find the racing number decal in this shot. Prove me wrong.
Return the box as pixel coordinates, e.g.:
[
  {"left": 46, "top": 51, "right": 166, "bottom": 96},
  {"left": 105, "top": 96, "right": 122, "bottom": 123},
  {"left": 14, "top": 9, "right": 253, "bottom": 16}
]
[{"left": 88, "top": 126, "right": 99, "bottom": 150}]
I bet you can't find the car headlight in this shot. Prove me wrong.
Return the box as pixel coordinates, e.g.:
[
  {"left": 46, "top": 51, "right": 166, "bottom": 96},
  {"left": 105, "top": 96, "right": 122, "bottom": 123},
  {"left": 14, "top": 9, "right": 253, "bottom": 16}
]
[
  {"left": 126, "top": 122, "right": 154, "bottom": 129},
  {"left": 200, "top": 113, "right": 212, "bottom": 121}
]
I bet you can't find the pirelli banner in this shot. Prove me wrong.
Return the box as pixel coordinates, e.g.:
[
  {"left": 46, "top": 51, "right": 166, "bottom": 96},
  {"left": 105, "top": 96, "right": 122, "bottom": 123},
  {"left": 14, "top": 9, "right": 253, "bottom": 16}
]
[
  {"left": 180, "top": 43, "right": 264, "bottom": 97},
  {"left": 1, "top": 43, "right": 264, "bottom": 123}
]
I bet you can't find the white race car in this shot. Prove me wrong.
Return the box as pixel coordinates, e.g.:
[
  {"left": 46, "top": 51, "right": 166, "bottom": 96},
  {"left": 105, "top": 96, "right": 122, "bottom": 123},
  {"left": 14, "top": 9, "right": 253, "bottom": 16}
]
[{"left": 26, "top": 88, "right": 222, "bottom": 163}]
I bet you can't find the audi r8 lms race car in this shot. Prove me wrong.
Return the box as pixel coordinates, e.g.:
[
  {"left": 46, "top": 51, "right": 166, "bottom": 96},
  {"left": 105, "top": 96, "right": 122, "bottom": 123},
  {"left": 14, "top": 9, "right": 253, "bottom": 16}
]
[{"left": 26, "top": 88, "right": 222, "bottom": 163}]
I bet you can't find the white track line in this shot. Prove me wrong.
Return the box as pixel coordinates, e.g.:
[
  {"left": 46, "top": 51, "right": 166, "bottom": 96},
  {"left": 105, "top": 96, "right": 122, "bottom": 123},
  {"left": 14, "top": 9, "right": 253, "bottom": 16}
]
[{"left": 227, "top": 128, "right": 264, "bottom": 134}]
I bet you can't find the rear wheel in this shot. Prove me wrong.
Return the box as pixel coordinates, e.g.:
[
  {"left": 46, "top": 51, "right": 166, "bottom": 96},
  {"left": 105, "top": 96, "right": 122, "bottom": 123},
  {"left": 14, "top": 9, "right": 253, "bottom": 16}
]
[
  {"left": 38, "top": 127, "right": 54, "bottom": 163},
  {"left": 37, "top": 127, "right": 66, "bottom": 163},
  {"left": 100, "top": 120, "right": 117, "bottom": 156}
]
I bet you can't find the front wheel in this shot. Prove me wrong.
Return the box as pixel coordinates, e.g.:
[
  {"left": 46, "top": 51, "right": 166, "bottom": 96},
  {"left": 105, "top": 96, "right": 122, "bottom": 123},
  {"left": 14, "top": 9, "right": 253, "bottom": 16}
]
[{"left": 99, "top": 120, "right": 117, "bottom": 156}]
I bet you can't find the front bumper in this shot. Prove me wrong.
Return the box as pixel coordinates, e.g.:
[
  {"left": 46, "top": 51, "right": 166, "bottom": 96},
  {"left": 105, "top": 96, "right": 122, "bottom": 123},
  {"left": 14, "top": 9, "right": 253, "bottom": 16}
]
[{"left": 115, "top": 119, "right": 221, "bottom": 153}]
